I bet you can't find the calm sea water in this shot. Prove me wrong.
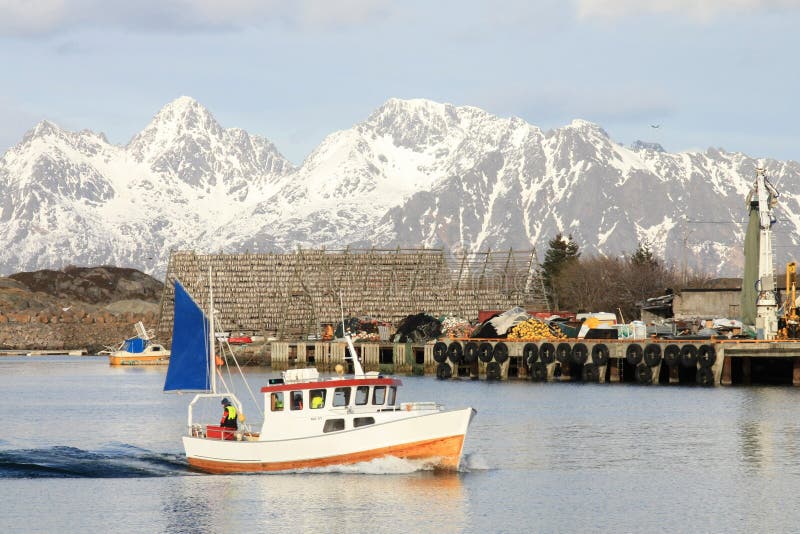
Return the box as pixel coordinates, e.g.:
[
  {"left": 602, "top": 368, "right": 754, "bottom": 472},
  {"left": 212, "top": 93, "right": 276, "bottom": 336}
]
[{"left": 3, "top": 356, "right": 800, "bottom": 533}]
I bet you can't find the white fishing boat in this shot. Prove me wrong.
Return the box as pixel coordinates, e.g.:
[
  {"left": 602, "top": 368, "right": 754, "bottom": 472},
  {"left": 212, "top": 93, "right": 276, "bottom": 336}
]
[
  {"left": 108, "top": 321, "right": 170, "bottom": 365},
  {"left": 164, "top": 279, "right": 476, "bottom": 474}
]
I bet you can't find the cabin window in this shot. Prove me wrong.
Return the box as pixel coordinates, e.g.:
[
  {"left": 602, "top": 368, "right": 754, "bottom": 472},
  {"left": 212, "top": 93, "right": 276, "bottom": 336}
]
[
  {"left": 270, "top": 392, "right": 284, "bottom": 411},
  {"left": 355, "top": 386, "right": 370, "bottom": 405},
  {"left": 333, "top": 387, "right": 351, "bottom": 407},
  {"left": 353, "top": 417, "right": 375, "bottom": 428},
  {"left": 323, "top": 419, "right": 345, "bottom": 433},
  {"left": 387, "top": 386, "right": 396, "bottom": 406},
  {"left": 152, "top": 346, "right": 162, "bottom": 352},
  {"left": 291, "top": 391, "right": 304, "bottom": 410},
  {"left": 310, "top": 389, "right": 326, "bottom": 409},
  {"left": 372, "top": 386, "right": 386, "bottom": 405}
]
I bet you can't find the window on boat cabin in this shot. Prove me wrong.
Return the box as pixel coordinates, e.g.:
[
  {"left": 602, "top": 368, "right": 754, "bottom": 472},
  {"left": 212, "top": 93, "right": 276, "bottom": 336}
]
[
  {"left": 332, "top": 387, "right": 351, "bottom": 407},
  {"left": 372, "top": 386, "right": 386, "bottom": 405},
  {"left": 270, "top": 392, "right": 284, "bottom": 411},
  {"left": 291, "top": 391, "right": 304, "bottom": 410},
  {"left": 310, "top": 389, "right": 326, "bottom": 409},
  {"left": 152, "top": 346, "right": 162, "bottom": 352},
  {"left": 353, "top": 417, "right": 375, "bottom": 428},
  {"left": 387, "top": 386, "right": 396, "bottom": 406},
  {"left": 323, "top": 419, "right": 345, "bottom": 433},
  {"left": 355, "top": 386, "right": 370, "bottom": 405}
]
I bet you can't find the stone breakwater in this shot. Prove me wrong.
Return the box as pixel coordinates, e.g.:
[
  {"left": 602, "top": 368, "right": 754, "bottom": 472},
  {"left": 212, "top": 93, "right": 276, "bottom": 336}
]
[{"left": 0, "top": 310, "right": 160, "bottom": 354}]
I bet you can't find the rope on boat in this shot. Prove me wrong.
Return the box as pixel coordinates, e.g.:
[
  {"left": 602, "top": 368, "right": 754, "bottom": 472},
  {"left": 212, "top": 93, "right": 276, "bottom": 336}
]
[{"left": 225, "top": 339, "right": 263, "bottom": 418}]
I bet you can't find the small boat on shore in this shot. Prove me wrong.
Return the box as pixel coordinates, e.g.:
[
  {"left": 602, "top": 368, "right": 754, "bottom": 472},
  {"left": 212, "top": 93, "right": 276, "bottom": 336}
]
[
  {"left": 108, "top": 322, "right": 170, "bottom": 366},
  {"left": 165, "top": 279, "right": 476, "bottom": 473}
]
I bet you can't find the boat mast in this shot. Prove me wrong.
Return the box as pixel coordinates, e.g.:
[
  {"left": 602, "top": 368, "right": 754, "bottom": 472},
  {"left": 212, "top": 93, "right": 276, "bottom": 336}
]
[
  {"left": 209, "top": 267, "right": 217, "bottom": 394},
  {"left": 754, "top": 168, "right": 779, "bottom": 340},
  {"left": 339, "top": 292, "right": 365, "bottom": 376}
]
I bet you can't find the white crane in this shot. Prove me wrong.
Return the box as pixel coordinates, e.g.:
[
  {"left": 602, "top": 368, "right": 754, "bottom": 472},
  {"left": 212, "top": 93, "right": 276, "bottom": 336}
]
[{"left": 749, "top": 168, "right": 779, "bottom": 339}]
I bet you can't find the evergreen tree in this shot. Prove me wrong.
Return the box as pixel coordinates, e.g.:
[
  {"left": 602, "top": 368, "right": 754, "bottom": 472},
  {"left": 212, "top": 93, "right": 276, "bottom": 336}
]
[
  {"left": 630, "top": 240, "right": 658, "bottom": 267},
  {"left": 540, "top": 233, "right": 580, "bottom": 309}
]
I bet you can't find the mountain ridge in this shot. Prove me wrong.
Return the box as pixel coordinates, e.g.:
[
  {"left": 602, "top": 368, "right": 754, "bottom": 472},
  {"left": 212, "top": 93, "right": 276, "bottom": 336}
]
[{"left": 1, "top": 96, "right": 798, "bottom": 279}]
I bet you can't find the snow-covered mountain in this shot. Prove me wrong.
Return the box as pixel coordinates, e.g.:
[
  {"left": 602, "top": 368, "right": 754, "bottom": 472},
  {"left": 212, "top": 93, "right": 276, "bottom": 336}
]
[{"left": 1, "top": 96, "right": 799, "bottom": 278}]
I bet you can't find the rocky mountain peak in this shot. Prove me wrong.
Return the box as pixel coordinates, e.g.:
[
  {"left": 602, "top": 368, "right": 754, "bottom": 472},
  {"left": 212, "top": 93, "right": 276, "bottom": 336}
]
[
  {"left": 126, "top": 96, "right": 221, "bottom": 162},
  {"left": 16, "top": 120, "right": 78, "bottom": 152},
  {"left": 561, "top": 118, "right": 610, "bottom": 138},
  {"left": 27, "top": 119, "right": 62, "bottom": 139},
  {"left": 631, "top": 140, "right": 666, "bottom": 153},
  {"left": 365, "top": 98, "right": 475, "bottom": 150}
]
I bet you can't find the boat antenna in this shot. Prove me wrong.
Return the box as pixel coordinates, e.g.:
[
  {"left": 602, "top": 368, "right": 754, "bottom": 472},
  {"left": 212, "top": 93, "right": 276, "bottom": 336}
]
[{"left": 340, "top": 291, "right": 346, "bottom": 333}]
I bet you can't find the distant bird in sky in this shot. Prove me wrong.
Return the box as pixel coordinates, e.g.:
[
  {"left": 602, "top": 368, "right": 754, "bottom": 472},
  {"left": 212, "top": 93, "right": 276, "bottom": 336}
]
[{"left": 650, "top": 124, "right": 661, "bottom": 129}]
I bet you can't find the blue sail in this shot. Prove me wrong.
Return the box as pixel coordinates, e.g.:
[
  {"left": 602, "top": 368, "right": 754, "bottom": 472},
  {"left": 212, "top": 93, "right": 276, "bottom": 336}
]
[{"left": 164, "top": 280, "right": 211, "bottom": 392}]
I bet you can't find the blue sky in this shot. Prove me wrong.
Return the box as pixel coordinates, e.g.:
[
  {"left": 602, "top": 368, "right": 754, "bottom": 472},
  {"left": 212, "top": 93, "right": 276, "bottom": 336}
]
[{"left": 1, "top": 0, "right": 799, "bottom": 165}]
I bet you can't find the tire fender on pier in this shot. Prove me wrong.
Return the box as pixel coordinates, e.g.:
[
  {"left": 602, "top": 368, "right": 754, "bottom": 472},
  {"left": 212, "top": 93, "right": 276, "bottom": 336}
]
[
  {"left": 643, "top": 343, "right": 662, "bottom": 367},
  {"left": 635, "top": 363, "right": 653, "bottom": 384},
  {"left": 477, "top": 342, "right": 493, "bottom": 363},
  {"left": 696, "top": 366, "right": 714, "bottom": 386},
  {"left": 698, "top": 344, "right": 716, "bottom": 367},
  {"left": 556, "top": 342, "right": 572, "bottom": 364},
  {"left": 663, "top": 344, "right": 680, "bottom": 367},
  {"left": 540, "top": 342, "right": 556, "bottom": 364},
  {"left": 680, "top": 344, "right": 699, "bottom": 367},
  {"left": 463, "top": 342, "right": 479, "bottom": 365},
  {"left": 523, "top": 343, "right": 539, "bottom": 367},
  {"left": 591, "top": 344, "right": 609, "bottom": 366},
  {"left": 447, "top": 342, "right": 463, "bottom": 364},
  {"left": 433, "top": 342, "right": 448, "bottom": 364},
  {"left": 493, "top": 342, "right": 509, "bottom": 364},
  {"left": 530, "top": 361, "right": 547, "bottom": 381},
  {"left": 485, "top": 361, "right": 502, "bottom": 380},
  {"left": 626, "top": 344, "right": 644, "bottom": 366},
  {"left": 582, "top": 363, "right": 599, "bottom": 382},
  {"left": 571, "top": 343, "right": 589, "bottom": 365},
  {"left": 436, "top": 362, "right": 452, "bottom": 380}
]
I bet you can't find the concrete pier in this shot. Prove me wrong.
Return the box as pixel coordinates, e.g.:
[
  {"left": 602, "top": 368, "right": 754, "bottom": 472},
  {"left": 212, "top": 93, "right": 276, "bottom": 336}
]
[{"left": 268, "top": 338, "right": 800, "bottom": 386}]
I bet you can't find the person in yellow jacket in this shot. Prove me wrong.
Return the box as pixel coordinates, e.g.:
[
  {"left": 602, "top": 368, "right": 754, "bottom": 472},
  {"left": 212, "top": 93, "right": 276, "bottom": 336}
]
[{"left": 220, "top": 398, "right": 238, "bottom": 429}]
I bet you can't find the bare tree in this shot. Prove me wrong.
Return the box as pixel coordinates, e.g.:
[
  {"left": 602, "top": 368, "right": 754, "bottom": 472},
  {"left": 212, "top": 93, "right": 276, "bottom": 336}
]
[{"left": 554, "top": 243, "right": 686, "bottom": 319}]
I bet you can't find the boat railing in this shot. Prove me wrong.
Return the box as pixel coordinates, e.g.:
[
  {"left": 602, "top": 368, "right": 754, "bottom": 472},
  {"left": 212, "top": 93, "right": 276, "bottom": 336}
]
[
  {"left": 347, "top": 405, "right": 380, "bottom": 415},
  {"left": 399, "top": 402, "right": 442, "bottom": 412},
  {"left": 189, "top": 425, "right": 262, "bottom": 442}
]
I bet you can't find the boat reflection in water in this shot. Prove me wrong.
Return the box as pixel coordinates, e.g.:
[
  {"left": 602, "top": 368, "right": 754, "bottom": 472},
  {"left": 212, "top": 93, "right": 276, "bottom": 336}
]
[{"left": 162, "top": 468, "right": 468, "bottom": 533}]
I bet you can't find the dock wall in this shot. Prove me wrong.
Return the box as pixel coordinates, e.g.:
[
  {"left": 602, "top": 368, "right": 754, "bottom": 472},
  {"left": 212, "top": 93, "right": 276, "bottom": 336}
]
[{"left": 267, "top": 338, "right": 800, "bottom": 386}]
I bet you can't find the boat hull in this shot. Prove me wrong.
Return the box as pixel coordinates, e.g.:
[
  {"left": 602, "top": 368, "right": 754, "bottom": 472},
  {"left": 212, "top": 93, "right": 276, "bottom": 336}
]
[
  {"left": 109, "top": 353, "right": 170, "bottom": 366},
  {"left": 183, "top": 407, "right": 475, "bottom": 474}
]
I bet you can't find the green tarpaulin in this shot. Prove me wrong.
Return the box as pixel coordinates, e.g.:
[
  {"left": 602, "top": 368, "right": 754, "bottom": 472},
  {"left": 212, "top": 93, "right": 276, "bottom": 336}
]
[{"left": 740, "top": 205, "right": 759, "bottom": 326}]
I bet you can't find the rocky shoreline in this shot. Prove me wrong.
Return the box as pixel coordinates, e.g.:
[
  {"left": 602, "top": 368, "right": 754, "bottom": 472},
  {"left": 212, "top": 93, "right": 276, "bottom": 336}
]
[{"left": 0, "top": 312, "right": 160, "bottom": 354}]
